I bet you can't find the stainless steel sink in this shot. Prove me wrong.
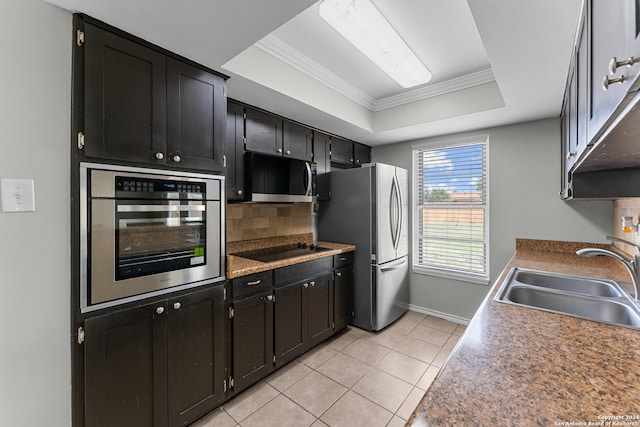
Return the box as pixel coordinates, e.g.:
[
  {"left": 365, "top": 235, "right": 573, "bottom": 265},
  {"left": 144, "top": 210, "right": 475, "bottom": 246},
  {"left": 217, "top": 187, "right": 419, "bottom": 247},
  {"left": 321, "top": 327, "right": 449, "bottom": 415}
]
[
  {"left": 512, "top": 270, "right": 622, "bottom": 297},
  {"left": 495, "top": 268, "right": 640, "bottom": 329}
]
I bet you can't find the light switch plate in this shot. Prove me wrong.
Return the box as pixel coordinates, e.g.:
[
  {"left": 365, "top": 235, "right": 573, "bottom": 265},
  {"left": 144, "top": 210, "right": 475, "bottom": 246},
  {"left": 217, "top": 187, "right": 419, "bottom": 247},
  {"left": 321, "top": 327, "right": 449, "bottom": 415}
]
[{"left": 1, "top": 179, "right": 35, "bottom": 212}]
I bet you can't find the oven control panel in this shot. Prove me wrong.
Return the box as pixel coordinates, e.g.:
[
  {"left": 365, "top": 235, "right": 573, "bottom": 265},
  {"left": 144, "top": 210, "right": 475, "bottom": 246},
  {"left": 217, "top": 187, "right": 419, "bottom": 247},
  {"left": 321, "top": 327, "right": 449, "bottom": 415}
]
[{"left": 115, "top": 176, "right": 204, "bottom": 194}]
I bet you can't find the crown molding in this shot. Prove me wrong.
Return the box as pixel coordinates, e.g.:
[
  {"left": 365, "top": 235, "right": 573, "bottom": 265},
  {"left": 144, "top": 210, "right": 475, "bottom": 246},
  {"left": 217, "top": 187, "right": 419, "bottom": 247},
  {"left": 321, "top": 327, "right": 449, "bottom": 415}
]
[
  {"left": 255, "top": 35, "right": 377, "bottom": 109},
  {"left": 255, "top": 34, "right": 495, "bottom": 112}
]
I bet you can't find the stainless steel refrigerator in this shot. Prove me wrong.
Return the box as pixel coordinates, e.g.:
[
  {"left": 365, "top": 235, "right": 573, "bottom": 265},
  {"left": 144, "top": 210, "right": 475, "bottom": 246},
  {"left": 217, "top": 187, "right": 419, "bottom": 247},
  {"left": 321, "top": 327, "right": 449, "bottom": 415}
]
[{"left": 318, "top": 163, "right": 409, "bottom": 331}]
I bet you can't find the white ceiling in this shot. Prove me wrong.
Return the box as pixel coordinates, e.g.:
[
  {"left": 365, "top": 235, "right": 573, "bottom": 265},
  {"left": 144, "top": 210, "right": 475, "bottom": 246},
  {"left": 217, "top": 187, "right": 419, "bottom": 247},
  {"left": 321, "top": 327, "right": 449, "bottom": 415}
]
[{"left": 42, "top": 0, "right": 583, "bottom": 146}]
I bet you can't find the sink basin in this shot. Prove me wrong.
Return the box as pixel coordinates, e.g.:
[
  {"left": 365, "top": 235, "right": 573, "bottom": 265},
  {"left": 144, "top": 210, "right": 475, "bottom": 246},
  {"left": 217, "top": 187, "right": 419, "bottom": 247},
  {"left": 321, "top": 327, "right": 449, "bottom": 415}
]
[
  {"left": 495, "top": 268, "right": 640, "bottom": 329},
  {"left": 512, "top": 270, "right": 622, "bottom": 297},
  {"left": 505, "top": 286, "right": 640, "bottom": 327}
]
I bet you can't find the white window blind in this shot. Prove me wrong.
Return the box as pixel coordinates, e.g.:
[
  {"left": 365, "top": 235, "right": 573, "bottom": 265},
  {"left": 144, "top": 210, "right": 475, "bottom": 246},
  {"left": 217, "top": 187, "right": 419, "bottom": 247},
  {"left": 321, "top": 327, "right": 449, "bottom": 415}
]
[{"left": 413, "top": 137, "right": 488, "bottom": 283}]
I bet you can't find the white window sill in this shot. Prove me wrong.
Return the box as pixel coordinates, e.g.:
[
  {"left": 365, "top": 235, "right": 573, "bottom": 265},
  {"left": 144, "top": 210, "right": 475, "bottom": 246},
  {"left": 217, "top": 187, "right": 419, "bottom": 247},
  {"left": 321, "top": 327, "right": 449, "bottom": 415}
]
[{"left": 413, "top": 265, "right": 490, "bottom": 285}]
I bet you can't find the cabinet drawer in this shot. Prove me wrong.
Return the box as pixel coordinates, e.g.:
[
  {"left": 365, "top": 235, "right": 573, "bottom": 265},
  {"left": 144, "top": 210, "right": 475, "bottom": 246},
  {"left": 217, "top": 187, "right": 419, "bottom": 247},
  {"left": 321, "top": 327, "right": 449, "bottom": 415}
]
[
  {"left": 231, "top": 271, "right": 273, "bottom": 298},
  {"left": 274, "top": 257, "right": 333, "bottom": 286},
  {"left": 334, "top": 252, "right": 354, "bottom": 269}
]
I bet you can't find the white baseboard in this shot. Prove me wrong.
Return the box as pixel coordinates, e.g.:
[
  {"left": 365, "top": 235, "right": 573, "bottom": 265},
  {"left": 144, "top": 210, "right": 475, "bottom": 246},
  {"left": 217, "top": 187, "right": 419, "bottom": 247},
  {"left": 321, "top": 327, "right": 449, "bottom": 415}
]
[{"left": 407, "top": 304, "right": 470, "bottom": 326}]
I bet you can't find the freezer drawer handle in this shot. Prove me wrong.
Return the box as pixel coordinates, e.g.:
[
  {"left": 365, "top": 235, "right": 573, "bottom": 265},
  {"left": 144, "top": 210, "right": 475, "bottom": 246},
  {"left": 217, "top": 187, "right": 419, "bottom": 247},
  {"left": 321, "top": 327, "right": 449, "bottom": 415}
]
[{"left": 380, "top": 258, "right": 408, "bottom": 272}]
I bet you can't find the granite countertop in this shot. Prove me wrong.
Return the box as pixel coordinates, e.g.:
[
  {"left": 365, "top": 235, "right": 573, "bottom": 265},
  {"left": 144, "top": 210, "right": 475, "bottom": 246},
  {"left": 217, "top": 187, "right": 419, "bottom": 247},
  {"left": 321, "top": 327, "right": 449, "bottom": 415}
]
[
  {"left": 408, "top": 239, "right": 640, "bottom": 427},
  {"left": 226, "top": 233, "right": 356, "bottom": 279}
]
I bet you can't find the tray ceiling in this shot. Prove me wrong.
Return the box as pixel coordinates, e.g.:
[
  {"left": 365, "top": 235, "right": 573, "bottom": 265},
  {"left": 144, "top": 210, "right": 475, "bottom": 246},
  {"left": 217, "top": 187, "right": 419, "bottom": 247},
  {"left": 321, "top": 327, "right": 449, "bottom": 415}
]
[{"left": 41, "top": 0, "right": 583, "bottom": 145}]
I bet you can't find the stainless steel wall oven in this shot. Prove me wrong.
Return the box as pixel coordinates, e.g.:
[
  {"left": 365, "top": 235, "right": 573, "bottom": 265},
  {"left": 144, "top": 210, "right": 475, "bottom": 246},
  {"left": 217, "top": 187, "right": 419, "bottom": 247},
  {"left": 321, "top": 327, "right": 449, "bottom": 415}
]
[{"left": 80, "top": 163, "right": 225, "bottom": 312}]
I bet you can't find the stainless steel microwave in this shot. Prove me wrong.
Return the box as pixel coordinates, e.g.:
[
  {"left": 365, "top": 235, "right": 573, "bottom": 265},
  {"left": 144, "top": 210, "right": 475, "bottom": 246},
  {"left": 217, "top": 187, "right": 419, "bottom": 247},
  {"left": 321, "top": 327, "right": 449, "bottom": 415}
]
[
  {"left": 244, "top": 152, "right": 316, "bottom": 203},
  {"left": 79, "top": 163, "right": 225, "bottom": 312}
]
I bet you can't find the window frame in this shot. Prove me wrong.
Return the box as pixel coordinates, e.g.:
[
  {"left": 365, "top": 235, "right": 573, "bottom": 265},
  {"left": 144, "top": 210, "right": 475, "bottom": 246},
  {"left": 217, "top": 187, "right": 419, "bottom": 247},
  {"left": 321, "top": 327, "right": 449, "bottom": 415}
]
[{"left": 411, "top": 135, "right": 490, "bottom": 285}]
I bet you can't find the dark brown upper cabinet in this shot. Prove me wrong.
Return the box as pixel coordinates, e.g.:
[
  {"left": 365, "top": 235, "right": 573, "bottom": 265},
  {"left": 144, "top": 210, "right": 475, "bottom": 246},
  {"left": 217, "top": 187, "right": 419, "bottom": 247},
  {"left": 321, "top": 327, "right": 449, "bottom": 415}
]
[
  {"left": 244, "top": 107, "right": 283, "bottom": 158},
  {"left": 245, "top": 106, "right": 312, "bottom": 162},
  {"left": 353, "top": 142, "right": 372, "bottom": 166},
  {"left": 166, "top": 58, "right": 225, "bottom": 172},
  {"left": 80, "top": 18, "right": 226, "bottom": 172},
  {"left": 313, "top": 130, "right": 331, "bottom": 200},
  {"left": 225, "top": 100, "right": 246, "bottom": 201},
  {"left": 83, "top": 22, "right": 167, "bottom": 166},
  {"left": 282, "top": 120, "right": 313, "bottom": 162},
  {"left": 330, "top": 136, "right": 354, "bottom": 165}
]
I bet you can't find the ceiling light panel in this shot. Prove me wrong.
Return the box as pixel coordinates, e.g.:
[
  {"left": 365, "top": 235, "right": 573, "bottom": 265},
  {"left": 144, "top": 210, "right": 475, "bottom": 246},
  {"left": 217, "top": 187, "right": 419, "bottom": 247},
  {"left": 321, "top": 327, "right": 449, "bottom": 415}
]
[{"left": 319, "top": 0, "right": 432, "bottom": 88}]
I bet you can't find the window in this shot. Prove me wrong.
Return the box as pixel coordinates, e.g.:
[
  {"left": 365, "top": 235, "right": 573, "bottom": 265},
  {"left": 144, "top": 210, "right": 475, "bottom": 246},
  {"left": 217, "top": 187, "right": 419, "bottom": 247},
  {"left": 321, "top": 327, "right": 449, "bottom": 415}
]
[{"left": 412, "top": 136, "right": 489, "bottom": 284}]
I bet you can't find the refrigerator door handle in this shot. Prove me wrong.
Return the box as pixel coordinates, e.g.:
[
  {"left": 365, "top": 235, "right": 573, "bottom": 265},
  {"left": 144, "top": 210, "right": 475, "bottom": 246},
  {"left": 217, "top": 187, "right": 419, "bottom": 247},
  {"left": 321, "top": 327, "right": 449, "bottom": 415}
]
[
  {"left": 394, "top": 174, "right": 403, "bottom": 251},
  {"left": 389, "top": 175, "right": 401, "bottom": 252},
  {"left": 380, "top": 257, "right": 408, "bottom": 272},
  {"left": 389, "top": 177, "right": 398, "bottom": 250}
]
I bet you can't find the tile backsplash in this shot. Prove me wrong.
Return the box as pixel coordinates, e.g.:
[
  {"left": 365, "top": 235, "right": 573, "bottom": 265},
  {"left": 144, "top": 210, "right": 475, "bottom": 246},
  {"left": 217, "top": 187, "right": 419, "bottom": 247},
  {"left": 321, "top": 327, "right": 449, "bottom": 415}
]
[
  {"left": 612, "top": 198, "right": 640, "bottom": 254},
  {"left": 227, "top": 203, "right": 313, "bottom": 243}
]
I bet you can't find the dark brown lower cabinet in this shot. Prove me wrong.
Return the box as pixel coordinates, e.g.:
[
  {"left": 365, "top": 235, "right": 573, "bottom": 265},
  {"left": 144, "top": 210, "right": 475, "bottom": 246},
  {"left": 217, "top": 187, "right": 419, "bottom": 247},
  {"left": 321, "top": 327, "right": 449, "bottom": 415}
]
[
  {"left": 274, "top": 282, "right": 306, "bottom": 367},
  {"left": 230, "top": 290, "right": 274, "bottom": 394},
  {"left": 83, "top": 285, "right": 226, "bottom": 427},
  {"left": 334, "top": 265, "right": 354, "bottom": 331},
  {"left": 167, "top": 289, "right": 226, "bottom": 426},
  {"left": 274, "top": 272, "right": 334, "bottom": 368},
  {"left": 306, "top": 273, "right": 334, "bottom": 347}
]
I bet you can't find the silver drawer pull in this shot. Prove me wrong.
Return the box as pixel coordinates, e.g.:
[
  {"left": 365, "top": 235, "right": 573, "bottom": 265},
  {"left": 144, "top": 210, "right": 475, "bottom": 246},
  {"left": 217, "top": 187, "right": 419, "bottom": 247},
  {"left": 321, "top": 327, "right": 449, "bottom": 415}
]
[
  {"left": 339, "top": 257, "right": 347, "bottom": 261},
  {"left": 246, "top": 280, "right": 261, "bottom": 286},
  {"left": 336, "top": 272, "right": 342, "bottom": 277}
]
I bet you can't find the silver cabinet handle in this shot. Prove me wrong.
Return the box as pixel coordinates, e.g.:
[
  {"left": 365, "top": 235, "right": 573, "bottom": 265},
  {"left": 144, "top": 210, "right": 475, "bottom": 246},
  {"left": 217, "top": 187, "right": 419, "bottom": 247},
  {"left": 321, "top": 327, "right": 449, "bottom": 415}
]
[
  {"left": 310, "top": 281, "right": 315, "bottom": 287},
  {"left": 266, "top": 294, "right": 274, "bottom": 301},
  {"left": 566, "top": 151, "right": 577, "bottom": 159},
  {"left": 246, "top": 280, "right": 261, "bottom": 286},
  {"left": 173, "top": 302, "right": 181, "bottom": 310},
  {"left": 285, "top": 150, "right": 291, "bottom": 155},
  {"left": 236, "top": 189, "right": 243, "bottom": 196},
  {"left": 609, "top": 56, "right": 636, "bottom": 74},
  {"left": 303, "top": 283, "right": 309, "bottom": 289},
  {"left": 156, "top": 307, "right": 164, "bottom": 315},
  {"left": 155, "top": 152, "right": 164, "bottom": 160},
  {"left": 603, "top": 75, "right": 625, "bottom": 91},
  {"left": 172, "top": 155, "right": 181, "bottom": 163},
  {"left": 340, "top": 257, "right": 347, "bottom": 261},
  {"left": 336, "top": 272, "right": 342, "bottom": 277},
  {"left": 277, "top": 148, "right": 283, "bottom": 154}
]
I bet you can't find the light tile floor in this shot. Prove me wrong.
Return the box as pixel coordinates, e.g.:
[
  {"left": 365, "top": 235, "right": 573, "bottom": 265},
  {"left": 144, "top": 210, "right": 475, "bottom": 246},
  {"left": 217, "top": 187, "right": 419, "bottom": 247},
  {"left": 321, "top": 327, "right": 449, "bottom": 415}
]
[{"left": 191, "top": 310, "right": 466, "bottom": 427}]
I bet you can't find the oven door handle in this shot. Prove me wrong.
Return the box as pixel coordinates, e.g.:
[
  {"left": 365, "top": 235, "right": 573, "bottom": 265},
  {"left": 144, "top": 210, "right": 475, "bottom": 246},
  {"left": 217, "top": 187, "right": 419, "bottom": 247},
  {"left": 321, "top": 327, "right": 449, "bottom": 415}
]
[{"left": 117, "top": 205, "right": 206, "bottom": 213}]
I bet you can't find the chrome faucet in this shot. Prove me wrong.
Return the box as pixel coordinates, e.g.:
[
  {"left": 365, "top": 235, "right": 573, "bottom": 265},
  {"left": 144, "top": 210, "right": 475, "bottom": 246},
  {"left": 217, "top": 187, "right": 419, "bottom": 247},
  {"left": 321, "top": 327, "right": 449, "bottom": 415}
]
[{"left": 576, "top": 236, "right": 640, "bottom": 300}]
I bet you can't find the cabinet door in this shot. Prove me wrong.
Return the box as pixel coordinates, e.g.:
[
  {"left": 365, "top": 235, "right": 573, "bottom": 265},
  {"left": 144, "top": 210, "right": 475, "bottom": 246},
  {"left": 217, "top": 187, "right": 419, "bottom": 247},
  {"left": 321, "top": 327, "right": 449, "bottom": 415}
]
[
  {"left": 225, "top": 101, "right": 246, "bottom": 201},
  {"left": 334, "top": 266, "right": 354, "bottom": 331},
  {"left": 274, "top": 282, "right": 306, "bottom": 368},
  {"left": 565, "top": 66, "right": 579, "bottom": 180},
  {"left": 84, "top": 22, "right": 167, "bottom": 164},
  {"left": 622, "top": 0, "right": 640, "bottom": 92},
  {"left": 589, "top": 0, "right": 629, "bottom": 141},
  {"left": 306, "top": 273, "right": 334, "bottom": 347},
  {"left": 314, "top": 131, "right": 331, "bottom": 200},
  {"left": 231, "top": 291, "right": 274, "bottom": 393},
  {"left": 353, "top": 143, "right": 371, "bottom": 166},
  {"left": 167, "top": 286, "right": 226, "bottom": 426},
  {"left": 167, "top": 58, "right": 225, "bottom": 172},
  {"left": 330, "top": 137, "right": 354, "bottom": 165},
  {"left": 84, "top": 302, "right": 168, "bottom": 427},
  {"left": 282, "top": 120, "right": 313, "bottom": 162},
  {"left": 245, "top": 108, "right": 283, "bottom": 157}
]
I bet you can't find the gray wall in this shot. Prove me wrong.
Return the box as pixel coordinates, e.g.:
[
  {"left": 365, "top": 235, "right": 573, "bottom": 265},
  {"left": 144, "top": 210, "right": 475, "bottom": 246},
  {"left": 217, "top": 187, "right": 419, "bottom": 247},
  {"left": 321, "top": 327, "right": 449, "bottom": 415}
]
[
  {"left": 373, "top": 118, "right": 612, "bottom": 321},
  {"left": 0, "top": 0, "right": 72, "bottom": 426}
]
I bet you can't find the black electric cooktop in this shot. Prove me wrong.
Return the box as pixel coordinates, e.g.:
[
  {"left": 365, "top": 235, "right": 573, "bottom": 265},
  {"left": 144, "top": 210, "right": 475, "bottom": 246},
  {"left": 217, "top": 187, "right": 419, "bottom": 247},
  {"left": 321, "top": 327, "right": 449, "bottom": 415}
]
[{"left": 234, "top": 242, "right": 331, "bottom": 263}]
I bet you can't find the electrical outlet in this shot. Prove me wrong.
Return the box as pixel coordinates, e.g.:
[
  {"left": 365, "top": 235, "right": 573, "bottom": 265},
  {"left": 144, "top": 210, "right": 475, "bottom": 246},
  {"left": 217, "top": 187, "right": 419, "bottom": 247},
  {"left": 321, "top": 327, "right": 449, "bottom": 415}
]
[{"left": 1, "top": 179, "right": 35, "bottom": 212}]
